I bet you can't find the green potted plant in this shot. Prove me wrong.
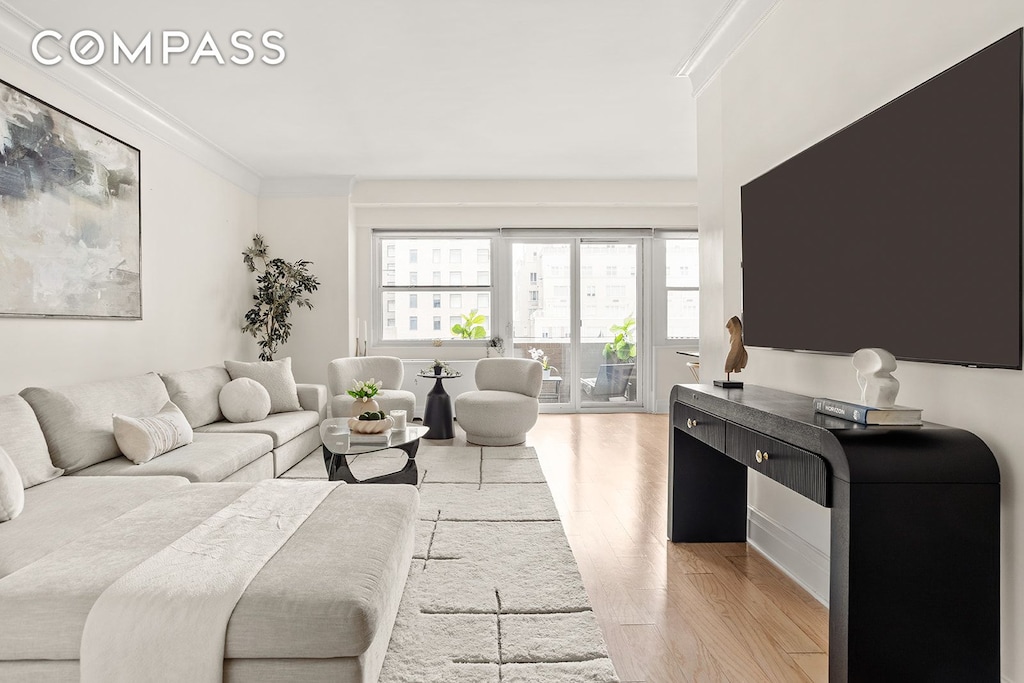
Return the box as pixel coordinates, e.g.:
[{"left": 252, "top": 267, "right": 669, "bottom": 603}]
[
  {"left": 603, "top": 314, "right": 637, "bottom": 364},
  {"left": 426, "top": 359, "right": 452, "bottom": 376},
  {"left": 451, "top": 309, "right": 487, "bottom": 339},
  {"left": 242, "top": 234, "right": 320, "bottom": 361},
  {"left": 346, "top": 378, "right": 382, "bottom": 416}
]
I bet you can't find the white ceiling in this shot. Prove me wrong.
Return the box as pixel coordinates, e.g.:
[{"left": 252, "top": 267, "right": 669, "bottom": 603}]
[{"left": 12, "top": 1, "right": 729, "bottom": 180}]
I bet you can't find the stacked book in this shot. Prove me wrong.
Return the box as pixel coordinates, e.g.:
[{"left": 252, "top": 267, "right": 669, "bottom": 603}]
[
  {"left": 348, "top": 431, "right": 391, "bottom": 444},
  {"left": 813, "top": 397, "right": 923, "bottom": 425}
]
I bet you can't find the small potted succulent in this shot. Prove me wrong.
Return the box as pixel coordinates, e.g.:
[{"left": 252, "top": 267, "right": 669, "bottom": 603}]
[
  {"left": 428, "top": 359, "right": 452, "bottom": 376},
  {"left": 347, "top": 378, "right": 382, "bottom": 416}
]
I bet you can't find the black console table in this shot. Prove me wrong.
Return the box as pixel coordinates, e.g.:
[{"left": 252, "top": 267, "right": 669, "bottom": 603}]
[{"left": 669, "top": 384, "right": 1000, "bottom": 682}]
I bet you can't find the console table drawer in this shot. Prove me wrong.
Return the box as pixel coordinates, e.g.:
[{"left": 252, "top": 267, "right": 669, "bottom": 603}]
[
  {"left": 674, "top": 403, "right": 725, "bottom": 451},
  {"left": 726, "top": 427, "right": 830, "bottom": 506}
]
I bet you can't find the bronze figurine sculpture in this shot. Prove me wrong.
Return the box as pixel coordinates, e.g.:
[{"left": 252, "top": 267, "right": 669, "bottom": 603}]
[{"left": 715, "top": 315, "right": 747, "bottom": 388}]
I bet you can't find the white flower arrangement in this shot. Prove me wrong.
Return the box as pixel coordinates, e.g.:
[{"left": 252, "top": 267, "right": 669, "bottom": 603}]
[
  {"left": 347, "top": 378, "right": 382, "bottom": 401},
  {"left": 527, "top": 347, "right": 549, "bottom": 370}
]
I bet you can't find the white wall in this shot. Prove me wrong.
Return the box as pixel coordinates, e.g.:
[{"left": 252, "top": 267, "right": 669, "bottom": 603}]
[
  {"left": 256, "top": 183, "right": 353, "bottom": 385},
  {"left": 696, "top": 1, "right": 1024, "bottom": 678},
  {"left": 351, "top": 179, "right": 698, "bottom": 407},
  {"left": 0, "top": 54, "right": 257, "bottom": 396}
]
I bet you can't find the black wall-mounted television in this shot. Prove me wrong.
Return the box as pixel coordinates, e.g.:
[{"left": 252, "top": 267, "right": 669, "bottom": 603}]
[{"left": 740, "top": 29, "right": 1023, "bottom": 369}]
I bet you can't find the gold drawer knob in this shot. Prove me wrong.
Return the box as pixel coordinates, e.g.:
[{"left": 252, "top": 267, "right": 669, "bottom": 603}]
[
  {"left": 755, "top": 449, "right": 769, "bottom": 464},
  {"left": 686, "top": 418, "right": 699, "bottom": 428}
]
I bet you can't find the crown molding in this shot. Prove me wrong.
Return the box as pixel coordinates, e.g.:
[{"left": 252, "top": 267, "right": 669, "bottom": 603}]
[
  {"left": 676, "top": 0, "right": 782, "bottom": 98},
  {"left": 0, "top": 1, "right": 261, "bottom": 194}
]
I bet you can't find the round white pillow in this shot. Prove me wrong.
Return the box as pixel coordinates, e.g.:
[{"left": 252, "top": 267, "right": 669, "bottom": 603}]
[{"left": 219, "top": 378, "right": 272, "bottom": 423}]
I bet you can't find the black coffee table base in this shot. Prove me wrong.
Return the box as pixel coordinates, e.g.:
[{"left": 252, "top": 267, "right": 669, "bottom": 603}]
[{"left": 323, "top": 438, "right": 421, "bottom": 485}]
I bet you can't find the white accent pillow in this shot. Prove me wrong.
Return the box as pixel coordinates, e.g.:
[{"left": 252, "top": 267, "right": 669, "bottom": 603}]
[
  {"left": 112, "top": 402, "right": 194, "bottom": 465},
  {"left": 0, "top": 446, "right": 25, "bottom": 522},
  {"left": 224, "top": 357, "right": 301, "bottom": 414},
  {"left": 219, "top": 378, "right": 272, "bottom": 423}
]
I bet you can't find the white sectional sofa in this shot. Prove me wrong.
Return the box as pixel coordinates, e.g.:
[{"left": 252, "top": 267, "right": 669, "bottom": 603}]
[
  {"left": 19, "top": 367, "right": 326, "bottom": 482},
  {"left": 0, "top": 365, "right": 419, "bottom": 682}
]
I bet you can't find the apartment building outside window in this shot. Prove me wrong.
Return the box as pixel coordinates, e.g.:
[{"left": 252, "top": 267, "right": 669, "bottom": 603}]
[
  {"left": 660, "top": 234, "right": 699, "bottom": 341},
  {"left": 377, "top": 234, "right": 495, "bottom": 342}
]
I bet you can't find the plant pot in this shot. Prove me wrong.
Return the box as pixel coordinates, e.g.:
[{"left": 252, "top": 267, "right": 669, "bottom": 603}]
[
  {"left": 351, "top": 398, "right": 381, "bottom": 417},
  {"left": 433, "top": 366, "right": 442, "bottom": 375},
  {"left": 542, "top": 369, "right": 551, "bottom": 379}
]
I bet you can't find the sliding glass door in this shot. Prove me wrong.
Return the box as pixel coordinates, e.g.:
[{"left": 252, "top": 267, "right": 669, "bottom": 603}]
[
  {"left": 507, "top": 237, "right": 642, "bottom": 411},
  {"left": 510, "top": 241, "right": 573, "bottom": 407},
  {"left": 579, "top": 241, "right": 640, "bottom": 408}
]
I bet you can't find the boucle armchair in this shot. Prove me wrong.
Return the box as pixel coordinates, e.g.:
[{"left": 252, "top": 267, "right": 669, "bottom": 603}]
[
  {"left": 327, "top": 356, "right": 417, "bottom": 418},
  {"left": 454, "top": 358, "right": 542, "bottom": 446}
]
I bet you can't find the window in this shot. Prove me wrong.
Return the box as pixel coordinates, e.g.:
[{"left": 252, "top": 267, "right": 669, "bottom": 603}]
[
  {"left": 586, "top": 285, "right": 596, "bottom": 297},
  {"left": 376, "top": 235, "right": 495, "bottom": 342},
  {"left": 606, "top": 265, "right": 617, "bottom": 277},
  {"left": 529, "top": 291, "right": 539, "bottom": 302},
  {"left": 662, "top": 234, "right": 699, "bottom": 340},
  {"left": 387, "top": 299, "right": 396, "bottom": 313},
  {"left": 529, "top": 272, "right": 538, "bottom": 283},
  {"left": 449, "top": 315, "right": 461, "bottom": 329}
]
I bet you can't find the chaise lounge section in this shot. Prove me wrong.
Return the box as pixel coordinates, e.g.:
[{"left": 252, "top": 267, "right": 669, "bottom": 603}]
[{"left": 0, "top": 363, "right": 420, "bottom": 682}]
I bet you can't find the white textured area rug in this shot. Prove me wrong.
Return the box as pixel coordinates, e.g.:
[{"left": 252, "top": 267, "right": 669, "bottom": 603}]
[{"left": 284, "top": 445, "right": 619, "bottom": 682}]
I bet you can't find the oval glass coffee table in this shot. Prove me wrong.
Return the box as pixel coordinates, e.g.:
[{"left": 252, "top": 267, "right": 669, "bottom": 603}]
[{"left": 319, "top": 420, "right": 429, "bottom": 485}]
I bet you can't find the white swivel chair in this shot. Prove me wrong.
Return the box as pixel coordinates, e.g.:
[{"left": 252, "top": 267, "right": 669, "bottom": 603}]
[
  {"left": 327, "top": 356, "right": 417, "bottom": 418},
  {"left": 454, "top": 358, "right": 543, "bottom": 446}
]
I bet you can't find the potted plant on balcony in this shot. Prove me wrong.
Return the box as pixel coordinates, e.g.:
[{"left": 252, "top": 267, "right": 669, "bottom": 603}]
[
  {"left": 602, "top": 314, "right": 636, "bottom": 364},
  {"left": 528, "top": 347, "right": 551, "bottom": 378}
]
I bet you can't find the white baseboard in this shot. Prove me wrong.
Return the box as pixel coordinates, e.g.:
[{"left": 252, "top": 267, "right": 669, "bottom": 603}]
[{"left": 746, "top": 506, "right": 830, "bottom": 606}]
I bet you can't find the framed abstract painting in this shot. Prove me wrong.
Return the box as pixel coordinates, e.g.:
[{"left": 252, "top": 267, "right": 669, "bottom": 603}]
[{"left": 0, "top": 79, "right": 141, "bottom": 319}]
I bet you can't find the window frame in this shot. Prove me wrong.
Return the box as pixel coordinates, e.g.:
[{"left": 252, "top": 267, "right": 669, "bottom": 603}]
[
  {"left": 374, "top": 231, "right": 498, "bottom": 346},
  {"left": 654, "top": 231, "right": 699, "bottom": 346}
]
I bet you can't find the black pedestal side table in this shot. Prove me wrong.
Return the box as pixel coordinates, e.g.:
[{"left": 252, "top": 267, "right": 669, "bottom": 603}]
[{"left": 417, "top": 371, "right": 462, "bottom": 440}]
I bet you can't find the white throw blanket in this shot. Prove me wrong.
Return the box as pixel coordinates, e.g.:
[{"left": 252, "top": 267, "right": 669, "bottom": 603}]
[{"left": 80, "top": 479, "right": 340, "bottom": 683}]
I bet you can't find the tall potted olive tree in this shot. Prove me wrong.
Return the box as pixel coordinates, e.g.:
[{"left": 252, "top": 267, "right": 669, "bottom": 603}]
[{"left": 242, "top": 234, "right": 320, "bottom": 361}]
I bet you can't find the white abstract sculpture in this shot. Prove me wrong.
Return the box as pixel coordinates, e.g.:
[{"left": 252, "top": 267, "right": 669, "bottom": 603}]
[{"left": 852, "top": 348, "right": 899, "bottom": 408}]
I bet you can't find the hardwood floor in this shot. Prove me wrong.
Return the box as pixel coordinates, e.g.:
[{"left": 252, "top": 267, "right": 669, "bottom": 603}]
[{"left": 519, "top": 413, "right": 830, "bottom": 683}]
